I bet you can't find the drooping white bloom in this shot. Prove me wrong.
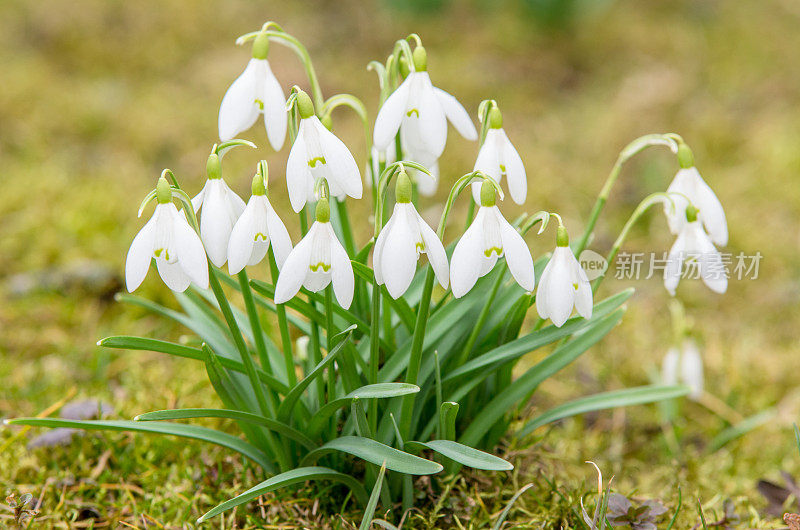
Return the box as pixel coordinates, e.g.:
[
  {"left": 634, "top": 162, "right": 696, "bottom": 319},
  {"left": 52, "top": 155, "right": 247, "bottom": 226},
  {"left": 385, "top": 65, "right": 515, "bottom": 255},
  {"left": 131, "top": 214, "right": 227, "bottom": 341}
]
[
  {"left": 536, "top": 228, "right": 592, "bottom": 327},
  {"left": 663, "top": 211, "right": 727, "bottom": 296},
  {"left": 450, "top": 181, "right": 534, "bottom": 298},
  {"left": 662, "top": 340, "right": 703, "bottom": 400},
  {"left": 191, "top": 162, "right": 246, "bottom": 268},
  {"left": 274, "top": 199, "right": 354, "bottom": 308},
  {"left": 286, "top": 91, "right": 362, "bottom": 212},
  {"left": 227, "top": 174, "right": 293, "bottom": 275},
  {"left": 126, "top": 179, "right": 208, "bottom": 293},
  {"left": 218, "top": 34, "right": 287, "bottom": 150},
  {"left": 373, "top": 174, "right": 449, "bottom": 298},
  {"left": 373, "top": 48, "right": 477, "bottom": 196},
  {"left": 471, "top": 107, "right": 527, "bottom": 205},
  {"left": 665, "top": 166, "right": 727, "bottom": 246}
]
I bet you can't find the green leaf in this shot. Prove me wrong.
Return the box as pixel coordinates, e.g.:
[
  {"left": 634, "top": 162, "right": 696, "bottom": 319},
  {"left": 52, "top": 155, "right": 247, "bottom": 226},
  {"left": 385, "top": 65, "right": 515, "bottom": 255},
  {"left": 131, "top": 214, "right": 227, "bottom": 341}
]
[
  {"left": 196, "top": 466, "right": 369, "bottom": 522},
  {"left": 276, "top": 326, "right": 355, "bottom": 423},
  {"left": 459, "top": 309, "right": 625, "bottom": 447},
  {"left": 134, "top": 408, "right": 316, "bottom": 450},
  {"left": 360, "top": 462, "right": 387, "bottom": 530},
  {"left": 352, "top": 262, "right": 415, "bottom": 332},
  {"left": 5, "top": 418, "right": 274, "bottom": 472},
  {"left": 518, "top": 385, "right": 691, "bottom": 437},
  {"left": 708, "top": 408, "right": 777, "bottom": 452},
  {"left": 492, "top": 483, "right": 534, "bottom": 530},
  {"left": 406, "top": 440, "right": 513, "bottom": 471},
  {"left": 301, "top": 436, "right": 443, "bottom": 475}
]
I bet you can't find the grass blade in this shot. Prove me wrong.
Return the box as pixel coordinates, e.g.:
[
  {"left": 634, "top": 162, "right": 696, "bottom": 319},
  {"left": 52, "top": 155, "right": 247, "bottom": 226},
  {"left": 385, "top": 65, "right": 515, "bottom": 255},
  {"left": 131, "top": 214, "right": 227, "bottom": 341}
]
[{"left": 301, "top": 436, "right": 443, "bottom": 475}]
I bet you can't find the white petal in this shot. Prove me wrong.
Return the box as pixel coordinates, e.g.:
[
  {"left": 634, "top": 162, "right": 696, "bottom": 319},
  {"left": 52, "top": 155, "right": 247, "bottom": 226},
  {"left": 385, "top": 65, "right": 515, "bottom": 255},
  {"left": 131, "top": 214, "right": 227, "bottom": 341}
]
[
  {"left": 692, "top": 224, "right": 728, "bottom": 294},
  {"left": 416, "top": 209, "right": 449, "bottom": 289},
  {"left": 328, "top": 225, "right": 354, "bottom": 308},
  {"left": 274, "top": 233, "right": 313, "bottom": 304},
  {"left": 191, "top": 181, "right": 208, "bottom": 213},
  {"left": 414, "top": 159, "right": 439, "bottom": 196},
  {"left": 689, "top": 168, "right": 728, "bottom": 246},
  {"left": 412, "top": 74, "right": 448, "bottom": 158},
  {"left": 373, "top": 76, "right": 412, "bottom": 150},
  {"left": 472, "top": 133, "right": 501, "bottom": 203},
  {"left": 227, "top": 199, "right": 260, "bottom": 275},
  {"left": 573, "top": 260, "right": 593, "bottom": 319},
  {"left": 169, "top": 205, "right": 209, "bottom": 289},
  {"left": 681, "top": 341, "right": 704, "bottom": 400},
  {"left": 380, "top": 207, "right": 418, "bottom": 299},
  {"left": 372, "top": 213, "right": 395, "bottom": 286},
  {"left": 663, "top": 230, "right": 688, "bottom": 296},
  {"left": 259, "top": 60, "right": 287, "bottom": 151},
  {"left": 265, "top": 201, "right": 293, "bottom": 269},
  {"left": 286, "top": 129, "right": 314, "bottom": 212},
  {"left": 218, "top": 59, "right": 260, "bottom": 141},
  {"left": 200, "top": 181, "right": 236, "bottom": 267},
  {"left": 537, "top": 247, "right": 575, "bottom": 327},
  {"left": 450, "top": 208, "right": 486, "bottom": 298},
  {"left": 156, "top": 259, "right": 192, "bottom": 292},
  {"left": 662, "top": 348, "right": 680, "bottom": 385},
  {"left": 317, "top": 118, "right": 362, "bottom": 200},
  {"left": 665, "top": 170, "right": 692, "bottom": 234},
  {"left": 496, "top": 208, "right": 535, "bottom": 291},
  {"left": 125, "top": 214, "right": 156, "bottom": 292},
  {"left": 498, "top": 129, "right": 527, "bottom": 205},
  {"left": 434, "top": 87, "right": 478, "bottom": 140}
]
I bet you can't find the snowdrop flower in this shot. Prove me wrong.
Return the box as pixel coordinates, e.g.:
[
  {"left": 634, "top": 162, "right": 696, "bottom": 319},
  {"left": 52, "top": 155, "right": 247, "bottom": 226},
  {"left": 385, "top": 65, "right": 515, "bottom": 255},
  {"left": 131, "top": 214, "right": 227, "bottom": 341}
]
[
  {"left": 662, "top": 340, "right": 703, "bottom": 400},
  {"left": 663, "top": 205, "right": 727, "bottom": 296},
  {"left": 450, "top": 180, "right": 534, "bottom": 298},
  {"left": 664, "top": 144, "right": 727, "bottom": 246},
  {"left": 373, "top": 46, "right": 477, "bottom": 195},
  {"left": 126, "top": 177, "right": 208, "bottom": 292},
  {"left": 373, "top": 172, "right": 449, "bottom": 298},
  {"left": 274, "top": 198, "right": 354, "bottom": 308},
  {"left": 190, "top": 153, "right": 246, "bottom": 268},
  {"left": 471, "top": 107, "right": 527, "bottom": 205},
  {"left": 227, "top": 166, "right": 293, "bottom": 275},
  {"left": 218, "top": 32, "right": 287, "bottom": 150},
  {"left": 286, "top": 90, "right": 363, "bottom": 212},
  {"left": 536, "top": 225, "right": 592, "bottom": 327}
]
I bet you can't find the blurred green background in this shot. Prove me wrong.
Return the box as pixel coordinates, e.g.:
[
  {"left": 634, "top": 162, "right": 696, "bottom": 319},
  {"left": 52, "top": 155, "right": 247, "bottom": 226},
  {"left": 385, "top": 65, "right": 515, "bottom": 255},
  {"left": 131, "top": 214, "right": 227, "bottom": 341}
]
[{"left": 2, "top": 0, "right": 799, "bottom": 527}]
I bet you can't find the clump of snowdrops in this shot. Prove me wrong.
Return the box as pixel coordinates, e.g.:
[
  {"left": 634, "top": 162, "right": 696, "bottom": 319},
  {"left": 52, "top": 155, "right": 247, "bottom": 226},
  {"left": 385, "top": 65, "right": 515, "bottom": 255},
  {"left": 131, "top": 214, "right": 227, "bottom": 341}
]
[{"left": 7, "top": 22, "right": 728, "bottom": 523}]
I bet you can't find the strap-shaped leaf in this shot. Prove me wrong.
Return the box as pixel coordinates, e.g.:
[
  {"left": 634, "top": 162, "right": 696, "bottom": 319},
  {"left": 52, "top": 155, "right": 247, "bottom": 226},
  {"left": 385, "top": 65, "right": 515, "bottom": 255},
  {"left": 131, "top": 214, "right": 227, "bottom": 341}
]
[
  {"left": 406, "top": 440, "right": 513, "bottom": 471},
  {"left": 134, "top": 408, "right": 316, "bottom": 450},
  {"left": 196, "top": 466, "right": 369, "bottom": 522},
  {"left": 301, "top": 436, "right": 442, "bottom": 475},
  {"left": 307, "top": 384, "right": 419, "bottom": 438},
  {"left": 518, "top": 385, "right": 690, "bottom": 437},
  {"left": 352, "top": 262, "right": 416, "bottom": 332},
  {"left": 359, "top": 462, "right": 387, "bottom": 530},
  {"left": 5, "top": 418, "right": 274, "bottom": 472},
  {"left": 459, "top": 309, "right": 625, "bottom": 447},
  {"left": 276, "top": 326, "right": 355, "bottom": 422}
]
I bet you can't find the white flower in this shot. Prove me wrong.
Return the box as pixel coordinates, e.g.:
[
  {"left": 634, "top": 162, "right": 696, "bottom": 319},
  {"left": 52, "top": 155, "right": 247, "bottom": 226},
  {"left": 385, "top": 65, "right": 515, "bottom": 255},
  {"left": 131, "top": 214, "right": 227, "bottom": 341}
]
[
  {"left": 373, "top": 176, "right": 448, "bottom": 298},
  {"left": 218, "top": 34, "right": 287, "bottom": 150},
  {"left": 450, "top": 183, "right": 534, "bottom": 298},
  {"left": 286, "top": 92, "right": 362, "bottom": 212},
  {"left": 663, "top": 214, "right": 727, "bottom": 296},
  {"left": 665, "top": 166, "right": 727, "bottom": 246},
  {"left": 470, "top": 109, "right": 526, "bottom": 205},
  {"left": 191, "top": 171, "right": 246, "bottom": 268},
  {"left": 373, "top": 51, "right": 477, "bottom": 195},
  {"left": 274, "top": 200, "right": 354, "bottom": 308},
  {"left": 536, "top": 230, "right": 592, "bottom": 327},
  {"left": 662, "top": 340, "right": 703, "bottom": 400},
  {"left": 227, "top": 177, "right": 293, "bottom": 275},
  {"left": 126, "top": 181, "right": 208, "bottom": 293}
]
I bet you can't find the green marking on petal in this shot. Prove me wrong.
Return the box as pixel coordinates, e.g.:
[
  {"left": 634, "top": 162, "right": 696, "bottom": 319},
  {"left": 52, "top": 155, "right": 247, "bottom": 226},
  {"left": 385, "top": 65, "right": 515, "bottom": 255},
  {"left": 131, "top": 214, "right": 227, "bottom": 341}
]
[
  {"left": 254, "top": 98, "right": 264, "bottom": 111},
  {"left": 415, "top": 242, "right": 425, "bottom": 253},
  {"left": 308, "top": 156, "right": 327, "bottom": 168},
  {"left": 254, "top": 232, "right": 268, "bottom": 242},
  {"left": 484, "top": 246, "right": 503, "bottom": 258},
  {"left": 499, "top": 164, "right": 506, "bottom": 173},
  {"left": 406, "top": 108, "right": 419, "bottom": 118},
  {"left": 154, "top": 248, "right": 170, "bottom": 261},
  {"left": 309, "top": 262, "right": 331, "bottom": 272},
  {"left": 573, "top": 283, "right": 579, "bottom": 291}
]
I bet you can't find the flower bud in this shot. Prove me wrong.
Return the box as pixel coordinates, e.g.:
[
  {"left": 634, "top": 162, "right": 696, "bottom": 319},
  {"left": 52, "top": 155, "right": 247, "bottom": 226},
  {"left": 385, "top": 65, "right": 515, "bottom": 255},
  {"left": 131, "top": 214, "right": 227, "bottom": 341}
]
[
  {"left": 206, "top": 153, "right": 222, "bottom": 180},
  {"left": 480, "top": 179, "right": 496, "bottom": 207},
  {"left": 677, "top": 142, "right": 694, "bottom": 169},
  {"left": 296, "top": 89, "right": 315, "bottom": 119},
  {"left": 488, "top": 106, "right": 503, "bottom": 129},
  {"left": 252, "top": 32, "right": 270, "bottom": 60},
  {"left": 556, "top": 225, "right": 569, "bottom": 247},
  {"left": 412, "top": 46, "right": 427, "bottom": 72},
  {"left": 685, "top": 204, "right": 698, "bottom": 223},
  {"left": 396, "top": 171, "right": 412, "bottom": 203},
  {"left": 315, "top": 197, "right": 330, "bottom": 223},
  {"left": 156, "top": 176, "right": 172, "bottom": 204}
]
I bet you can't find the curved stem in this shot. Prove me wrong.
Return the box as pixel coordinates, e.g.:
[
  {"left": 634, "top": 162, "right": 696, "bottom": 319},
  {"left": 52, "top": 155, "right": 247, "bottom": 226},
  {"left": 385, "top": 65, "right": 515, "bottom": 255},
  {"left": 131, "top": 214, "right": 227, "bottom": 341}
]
[{"left": 268, "top": 250, "right": 295, "bottom": 386}]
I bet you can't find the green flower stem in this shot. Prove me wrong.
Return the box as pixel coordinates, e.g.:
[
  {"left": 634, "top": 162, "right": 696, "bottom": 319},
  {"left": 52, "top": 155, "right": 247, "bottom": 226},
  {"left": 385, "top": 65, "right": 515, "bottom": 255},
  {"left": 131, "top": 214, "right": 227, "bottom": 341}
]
[
  {"left": 574, "top": 134, "right": 680, "bottom": 257},
  {"left": 268, "top": 249, "right": 296, "bottom": 386},
  {"left": 369, "top": 277, "right": 382, "bottom": 434},
  {"left": 237, "top": 271, "right": 275, "bottom": 404},
  {"left": 453, "top": 264, "right": 506, "bottom": 367},
  {"left": 325, "top": 286, "right": 337, "bottom": 438},
  {"left": 592, "top": 192, "right": 674, "bottom": 294}
]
